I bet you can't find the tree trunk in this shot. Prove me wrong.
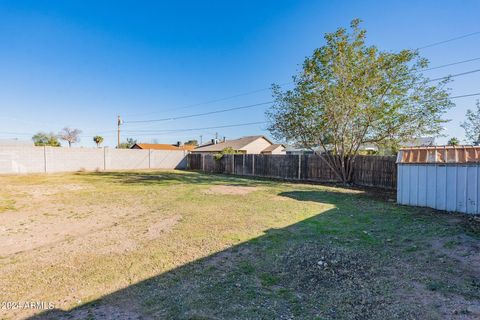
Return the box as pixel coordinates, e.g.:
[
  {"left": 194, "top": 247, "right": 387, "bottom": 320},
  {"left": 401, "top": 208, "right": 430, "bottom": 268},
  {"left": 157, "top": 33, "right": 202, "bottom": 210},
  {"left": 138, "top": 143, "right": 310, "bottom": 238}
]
[{"left": 317, "top": 153, "right": 354, "bottom": 185}]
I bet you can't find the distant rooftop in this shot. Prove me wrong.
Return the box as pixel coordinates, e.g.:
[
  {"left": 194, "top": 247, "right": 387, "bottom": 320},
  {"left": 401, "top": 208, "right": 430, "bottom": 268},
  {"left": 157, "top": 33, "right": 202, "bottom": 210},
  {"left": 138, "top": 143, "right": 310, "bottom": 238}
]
[
  {"left": 401, "top": 137, "right": 435, "bottom": 147},
  {"left": 131, "top": 143, "right": 195, "bottom": 151},
  {"left": 194, "top": 135, "right": 272, "bottom": 152}
]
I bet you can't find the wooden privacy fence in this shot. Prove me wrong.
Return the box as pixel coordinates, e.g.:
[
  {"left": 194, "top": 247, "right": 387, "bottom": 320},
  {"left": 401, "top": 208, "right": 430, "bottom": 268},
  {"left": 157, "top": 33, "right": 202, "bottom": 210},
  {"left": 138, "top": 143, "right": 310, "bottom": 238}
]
[{"left": 187, "top": 154, "right": 397, "bottom": 190}]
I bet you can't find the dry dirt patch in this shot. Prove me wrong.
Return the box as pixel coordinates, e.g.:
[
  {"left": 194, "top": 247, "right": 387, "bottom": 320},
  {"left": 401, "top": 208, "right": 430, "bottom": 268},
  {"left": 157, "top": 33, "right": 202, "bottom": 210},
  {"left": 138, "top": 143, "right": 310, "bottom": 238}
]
[
  {"left": 145, "top": 214, "right": 182, "bottom": 240},
  {"left": 203, "top": 185, "right": 259, "bottom": 195},
  {"left": 13, "top": 183, "right": 90, "bottom": 199}
]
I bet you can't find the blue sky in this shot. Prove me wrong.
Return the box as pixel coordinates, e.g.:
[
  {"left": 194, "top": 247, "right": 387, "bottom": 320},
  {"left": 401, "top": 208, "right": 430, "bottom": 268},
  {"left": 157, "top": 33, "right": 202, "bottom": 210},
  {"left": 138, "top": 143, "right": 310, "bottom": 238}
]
[{"left": 0, "top": 0, "right": 479, "bottom": 147}]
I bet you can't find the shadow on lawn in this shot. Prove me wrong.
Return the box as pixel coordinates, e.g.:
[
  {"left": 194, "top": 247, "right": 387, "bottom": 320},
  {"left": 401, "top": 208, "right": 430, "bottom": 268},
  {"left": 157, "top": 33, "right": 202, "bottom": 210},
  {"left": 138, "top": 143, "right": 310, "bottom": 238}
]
[
  {"left": 28, "top": 188, "right": 479, "bottom": 319},
  {"left": 79, "top": 170, "right": 280, "bottom": 188},
  {"left": 81, "top": 170, "right": 395, "bottom": 200}
]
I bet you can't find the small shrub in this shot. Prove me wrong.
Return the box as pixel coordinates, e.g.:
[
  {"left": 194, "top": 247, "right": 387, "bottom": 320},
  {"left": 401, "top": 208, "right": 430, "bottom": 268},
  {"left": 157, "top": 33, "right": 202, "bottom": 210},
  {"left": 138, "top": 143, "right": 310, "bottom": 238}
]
[{"left": 214, "top": 147, "right": 240, "bottom": 161}]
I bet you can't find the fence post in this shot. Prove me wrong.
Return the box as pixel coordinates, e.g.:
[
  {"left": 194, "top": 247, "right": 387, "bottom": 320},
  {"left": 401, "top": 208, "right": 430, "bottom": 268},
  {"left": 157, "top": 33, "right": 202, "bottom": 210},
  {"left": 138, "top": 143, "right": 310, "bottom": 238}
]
[
  {"left": 103, "top": 147, "right": 106, "bottom": 171},
  {"left": 243, "top": 154, "right": 245, "bottom": 175},
  {"left": 148, "top": 149, "right": 151, "bottom": 169},
  {"left": 202, "top": 154, "right": 205, "bottom": 172},
  {"left": 252, "top": 154, "right": 255, "bottom": 176},
  {"left": 232, "top": 154, "right": 235, "bottom": 174},
  {"left": 298, "top": 154, "right": 301, "bottom": 180},
  {"left": 43, "top": 146, "right": 47, "bottom": 173}
]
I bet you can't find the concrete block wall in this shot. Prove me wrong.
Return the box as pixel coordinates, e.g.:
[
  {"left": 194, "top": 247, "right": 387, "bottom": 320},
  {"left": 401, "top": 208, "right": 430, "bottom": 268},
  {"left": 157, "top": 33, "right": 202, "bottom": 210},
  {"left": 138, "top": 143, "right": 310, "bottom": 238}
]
[
  {"left": 0, "top": 146, "right": 187, "bottom": 174},
  {"left": 107, "top": 149, "right": 150, "bottom": 170}
]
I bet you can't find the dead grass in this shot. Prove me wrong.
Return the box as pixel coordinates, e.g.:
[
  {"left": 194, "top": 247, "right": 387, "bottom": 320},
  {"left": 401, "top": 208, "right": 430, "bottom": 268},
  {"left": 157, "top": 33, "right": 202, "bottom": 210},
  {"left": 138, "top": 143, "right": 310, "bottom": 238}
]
[
  {"left": 0, "top": 170, "right": 478, "bottom": 319},
  {"left": 203, "top": 185, "right": 260, "bottom": 195}
]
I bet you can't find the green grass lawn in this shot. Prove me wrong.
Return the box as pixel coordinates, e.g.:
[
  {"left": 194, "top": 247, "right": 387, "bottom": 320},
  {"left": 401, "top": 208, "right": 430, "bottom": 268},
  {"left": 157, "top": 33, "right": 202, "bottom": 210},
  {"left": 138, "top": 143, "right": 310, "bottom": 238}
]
[{"left": 0, "top": 170, "right": 479, "bottom": 319}]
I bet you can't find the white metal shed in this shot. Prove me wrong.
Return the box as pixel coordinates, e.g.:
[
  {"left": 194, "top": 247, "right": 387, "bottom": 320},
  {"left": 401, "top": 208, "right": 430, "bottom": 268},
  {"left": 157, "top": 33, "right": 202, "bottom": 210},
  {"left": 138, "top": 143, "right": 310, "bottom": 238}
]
[{"left": 397, "top": 146, "right": 480, "bottom": 214}]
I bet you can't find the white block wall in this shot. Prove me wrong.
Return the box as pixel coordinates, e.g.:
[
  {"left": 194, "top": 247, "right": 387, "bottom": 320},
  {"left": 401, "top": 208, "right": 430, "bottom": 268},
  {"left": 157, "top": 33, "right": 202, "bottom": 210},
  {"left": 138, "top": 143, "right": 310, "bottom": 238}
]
[{"left": 0, "top": 146, "right": 187, "bottom": 174}]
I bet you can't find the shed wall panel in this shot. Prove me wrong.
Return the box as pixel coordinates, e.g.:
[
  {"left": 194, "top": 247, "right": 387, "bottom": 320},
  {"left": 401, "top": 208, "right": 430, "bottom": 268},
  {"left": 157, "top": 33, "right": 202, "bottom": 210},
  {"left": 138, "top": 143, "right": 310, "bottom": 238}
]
[{"left": 398, "top": 164, "right": 480, "bottom": 214}]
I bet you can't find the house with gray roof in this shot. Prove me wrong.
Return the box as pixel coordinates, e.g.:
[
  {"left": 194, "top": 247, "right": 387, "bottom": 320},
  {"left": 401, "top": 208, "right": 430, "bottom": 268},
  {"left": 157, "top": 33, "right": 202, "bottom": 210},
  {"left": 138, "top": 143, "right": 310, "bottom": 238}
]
[{"left": 192, "top": 136, "right": 285, "bottom": 154}]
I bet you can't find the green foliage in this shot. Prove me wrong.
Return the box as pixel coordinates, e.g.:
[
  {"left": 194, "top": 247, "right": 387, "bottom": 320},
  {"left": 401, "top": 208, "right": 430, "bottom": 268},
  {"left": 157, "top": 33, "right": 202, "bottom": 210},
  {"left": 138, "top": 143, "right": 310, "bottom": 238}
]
[
  {"left": 32, "top": 132, "right": 61, "bottom": 147},
  {"left": 460, "top": 100, "right": 480, "bottom": 145},
  {"left": 93, "top": 136, "right": 104, "bottom": 147},
  {"left": 214, "top": 147, "right": 240, "bottom": 160},
  {"left": 117, "top": 137, "right": 137, "bottom": 149},
  {"left": 184, "top": 139, "right": 198, "bottom": 146},
  {"left": 266, "top": 19, "right": 453, "bottom": 183},
  {"left": 447, "top": 137, "right": 460, "bottom": 146}
]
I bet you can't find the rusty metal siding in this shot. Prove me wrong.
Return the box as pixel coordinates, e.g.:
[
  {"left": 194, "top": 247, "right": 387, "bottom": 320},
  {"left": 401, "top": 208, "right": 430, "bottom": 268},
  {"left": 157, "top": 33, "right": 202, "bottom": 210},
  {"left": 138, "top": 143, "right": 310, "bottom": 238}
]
[{"left": 398, "top": 146, "right": 480, "bottom": 164}]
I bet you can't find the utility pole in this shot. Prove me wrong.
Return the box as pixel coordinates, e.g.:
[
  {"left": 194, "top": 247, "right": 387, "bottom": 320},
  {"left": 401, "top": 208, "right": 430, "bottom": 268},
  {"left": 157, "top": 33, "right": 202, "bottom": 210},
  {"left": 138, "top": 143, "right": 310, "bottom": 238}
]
[
  {"left": 199, "top": 135, "right": 203, "bottom": 145},
  {"left": 117, "top": 115, "right": 122, "bottom": 148},
  {"left": 215, "top": 132, "right": 218, "bottom": 141}
]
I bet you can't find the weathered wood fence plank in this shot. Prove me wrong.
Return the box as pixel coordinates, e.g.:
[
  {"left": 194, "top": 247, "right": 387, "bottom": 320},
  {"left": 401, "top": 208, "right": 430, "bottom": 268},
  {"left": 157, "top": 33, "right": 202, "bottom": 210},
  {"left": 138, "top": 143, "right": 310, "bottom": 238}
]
[{"left": 187, "top": 154, "right": 397, "bottom": 190}]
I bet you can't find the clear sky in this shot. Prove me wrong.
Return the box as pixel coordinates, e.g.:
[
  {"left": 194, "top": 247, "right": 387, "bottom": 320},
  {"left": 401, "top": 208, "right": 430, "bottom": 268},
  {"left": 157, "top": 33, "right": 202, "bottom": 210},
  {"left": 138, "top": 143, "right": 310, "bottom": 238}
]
[{"left": 1, "top": 0, "right": 479, "bottom": 147}]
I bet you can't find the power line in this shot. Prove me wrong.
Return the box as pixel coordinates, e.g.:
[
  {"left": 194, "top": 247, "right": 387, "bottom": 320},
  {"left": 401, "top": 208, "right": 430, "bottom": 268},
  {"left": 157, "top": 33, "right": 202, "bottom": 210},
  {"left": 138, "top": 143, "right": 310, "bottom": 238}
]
[
  {"left": 0, "top": 131, "right": 34, "bottom": 136},
  {"left": 124, "top": 101, "right": 274, "bottom": 124},
  {"left": 125, "top": 81, "right": 293, "bottom": 118},
  {"left": 3, "top": 92, "right": 480, "bottom": 139},
  {"left": 126, "top": 32, "right": 480, "bottom": 118},
  {"left": 123, "top": 68, "right": 480, "bottom": 125},
  {"left": 417, "top": 31, "right": 480, "bottom": 50},
  {"left": 119, "top": 93, "right": 480, "bottom": 135},
  {"left": 163, "top": 81, "right": 292, "bottom": 111},
  {"left": 450, "top": 92, "right": 480, "bottom": 99},
  {"left": 428, "top": 68, "right": 480, "bottom": 82},
  {"left": 125, "top": 62, "right": 480, "bottom": 124},
  {"left": 423, "top": 57, "right": 480, "bottom": 71},
  {"left": 121, "top": 121, "right": 267, "bottom": 134}
]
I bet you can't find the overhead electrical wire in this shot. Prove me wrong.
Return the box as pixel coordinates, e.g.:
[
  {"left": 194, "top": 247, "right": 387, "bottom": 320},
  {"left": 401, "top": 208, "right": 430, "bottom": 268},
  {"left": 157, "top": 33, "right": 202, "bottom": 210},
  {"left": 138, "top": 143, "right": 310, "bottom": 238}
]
[
  {"left": 124, "top": 101, "right": 274, "bottom": 124},
  {"left": 125, "top": 31, "right": 480, "bottom": 118},
  {"left": 3, "top": 31, "right": 480, "bottom": 139},
  {"left": 422, "top": 57, "right": 480, "bottom": 71},
  {"left": 116, "top": 92, "right": 480, "bottom": 136},
  {"left": 123, "top": 67, "right": 480, "bottom": 125},
  {"left": 2, "top": 92, "right": 480, "bottom": 139},
  {"left": 417, "top": 31, "right": 480, "bottom": 50},
  {"left": 427, "top": 68, "right": 480, "bottom": 82},
  {"left": 89, "top": 121, "right": 268, "bottom": 137}
]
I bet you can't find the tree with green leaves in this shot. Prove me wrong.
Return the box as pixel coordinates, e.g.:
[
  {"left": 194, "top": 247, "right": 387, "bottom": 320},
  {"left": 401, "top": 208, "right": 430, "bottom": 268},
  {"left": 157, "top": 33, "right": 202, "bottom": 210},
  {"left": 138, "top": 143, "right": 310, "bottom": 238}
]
[
  {"left": 266, "top": 19, "right": 453, "bottom": 184},
  {"left": 214, "top": 147, "right": 240, "bottom": 160},
  {"left": 460, "top": 100, "right": 480, "bottom": 145},
  {"left": 117, "top": 137, "right": 137, "bottom": 149},
  {"left": 447, "top": 137, "right": 460, "bottom": 146},
  {"left": 93, "top": 136, "right": 104, "bottom": 147},
  {"left": 32, "top": 132, "right": 61, "bottom": 147},
  {"left": 184, "top": 139, "right": 198, "bottom": 146}
]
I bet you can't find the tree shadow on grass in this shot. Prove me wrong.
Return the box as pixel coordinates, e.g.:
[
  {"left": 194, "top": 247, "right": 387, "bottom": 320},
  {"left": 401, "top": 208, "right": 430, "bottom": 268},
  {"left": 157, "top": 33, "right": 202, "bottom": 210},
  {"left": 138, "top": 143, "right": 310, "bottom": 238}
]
[
  {"left": 28, "top": 189, "right": 479, "bottom": 320},
  {"left": 77, "top": 170, "right": 280, "bottom": 188},
  {"left": 79, "top": 170, "right": 396, "bottom": 201}
]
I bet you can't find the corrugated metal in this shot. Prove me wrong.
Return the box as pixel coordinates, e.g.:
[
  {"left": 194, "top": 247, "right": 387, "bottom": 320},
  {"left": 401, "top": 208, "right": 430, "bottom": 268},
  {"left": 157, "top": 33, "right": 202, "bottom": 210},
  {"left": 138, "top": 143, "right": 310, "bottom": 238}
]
[
  {"left": 397, "top": 164, "right": 480, "bottom": 214},
  {"left": 397, "top": 146, "right": 480, "bottom": 164}
]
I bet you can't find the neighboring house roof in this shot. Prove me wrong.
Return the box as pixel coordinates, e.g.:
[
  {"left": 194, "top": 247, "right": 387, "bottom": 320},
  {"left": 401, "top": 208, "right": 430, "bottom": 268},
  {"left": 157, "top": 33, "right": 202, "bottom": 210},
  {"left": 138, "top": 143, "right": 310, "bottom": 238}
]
[
  {"left": 193, "top": 136, "right": 273, "bottom": 153},
  {"left": 261, "top": 144, "right": 285, "bottom": 153},
  {"left": 285, "top": 143, "right": 379, "bottom": 154},
  {"left": 284, "top": 145, "right": 325, "bottom": 153},
  {"left": 0, "top": 139, "right": 34, "bottom": 147},
  {"left": 401, "top": 137, "right": 435, "bottom": 147},
  {"left": 132, "top": 143, "right": 195, "bottom": 151}
]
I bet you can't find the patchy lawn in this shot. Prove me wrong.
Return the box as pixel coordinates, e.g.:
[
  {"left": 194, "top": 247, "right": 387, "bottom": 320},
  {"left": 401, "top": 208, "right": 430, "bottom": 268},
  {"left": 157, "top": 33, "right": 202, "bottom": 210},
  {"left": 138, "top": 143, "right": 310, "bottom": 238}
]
[{"left": 0, "top": 170, "right": 479, "bottom": 319}]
